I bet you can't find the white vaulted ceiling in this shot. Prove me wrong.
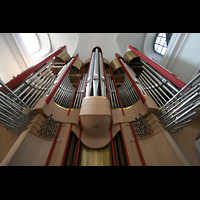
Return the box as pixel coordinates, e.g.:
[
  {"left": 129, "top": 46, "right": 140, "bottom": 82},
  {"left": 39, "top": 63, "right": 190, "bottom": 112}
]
[
  {"left": 48, "top": 33, "right": 79, "bottom": 56},
  {"left": 74, "top": 33, "right": 118, "bottom": 62},
  {"left": 48, "top": 33, "right": 146, "bottom": 63},
  {"left": 2, "top": 33, "right": 200, "bottom": 84},
  {"left": 47, "top": 33, "right": 200, "bottom": 83},
  {"left": 116, "top": 33, "right": 146, "bottom": 54},
  {"left": 0, "top": 33, "right": 147, "bottom": 83}
]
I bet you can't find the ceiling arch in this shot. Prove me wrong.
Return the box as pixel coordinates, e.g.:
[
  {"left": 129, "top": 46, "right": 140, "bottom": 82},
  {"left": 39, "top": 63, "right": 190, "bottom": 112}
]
[
  {"left": 115, "top": 33, "right": 146, "bottom": 56},
  {"left": 48, "top": 33, "right": 147, "bottom": 63},
  {"left": 74, "top": 33, "right": 119, "bottom": 62},
  {"left": 48, "top": 33, "right": 79, "bottom": 57}
]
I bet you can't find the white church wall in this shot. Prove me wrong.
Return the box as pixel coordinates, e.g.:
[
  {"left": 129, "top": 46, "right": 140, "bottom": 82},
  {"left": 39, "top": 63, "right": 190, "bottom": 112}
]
[
  {"left": 0, "top": 34, "right": 23, "bottom": 83},
  {"left": 168, "top": 33, "right": 200, "bottom": 83},
  {"left": 143, "top": 33, "right": 200, "bottom": 84}
]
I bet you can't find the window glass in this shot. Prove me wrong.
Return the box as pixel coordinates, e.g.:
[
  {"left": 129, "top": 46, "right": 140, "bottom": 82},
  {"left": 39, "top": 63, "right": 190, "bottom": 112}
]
[
  {"left": 19, "top": 33, "right": 40, "bottom": 55},
  {"left": 154, "top": 33, "right": 173, "bottom": 55}
]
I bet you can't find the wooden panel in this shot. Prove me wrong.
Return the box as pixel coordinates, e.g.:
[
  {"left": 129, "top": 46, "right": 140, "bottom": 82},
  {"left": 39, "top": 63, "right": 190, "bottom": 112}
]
[
  {"left": 33, "top": 95, "right": 79, "bottom": 124},
  {"left": 121, "top": 113, "right": 189, "bottom": 166},
  {"left": 79, "top": 97, "right": 111, "bottom": 148},
  {"left": 172, "top": 112, "right": 200, "bottom": 166},
  {"left": 8, "top": 132, "right": 52, "bottom": 166},
  {"left": 162, "top": 131, "right": 189, "bottom": 166},
  {"left": 81, "top": 130, "right": 111, "bottom": 149},
  {"left": 121, "top": 123, "right": 142, "bottom": 166},
  {"left": 52, "top": 123, "right": 72, "bottom": 166},
  {"left": 48, "top": 123, "right": 68, "bottom": 166},
  {"left": 113, "top": 95, "right": 159, "bottom": 124},
  {"left": 138, "top": 131, "right": 183, "bottom": 166},
  {"left": 0, "top": 125, "right": 18, "bottom": 163}
]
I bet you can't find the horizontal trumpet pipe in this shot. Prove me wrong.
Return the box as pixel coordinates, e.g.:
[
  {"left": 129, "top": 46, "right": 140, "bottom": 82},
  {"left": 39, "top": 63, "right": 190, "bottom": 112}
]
[
  {"left": 158, "top": 71, "right": 200, "bottom": 114},
  {"left": 164, "top": 102, "right": 200, "bottom": 129}
]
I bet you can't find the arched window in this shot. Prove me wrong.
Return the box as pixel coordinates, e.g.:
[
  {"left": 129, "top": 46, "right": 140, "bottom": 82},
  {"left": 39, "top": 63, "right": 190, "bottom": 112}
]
[
  {"left": 154, "top": 33, "right": 173, "bottom": 56},
  {"left": 19, "top": 33, "right": 40, "bottom": 55}
]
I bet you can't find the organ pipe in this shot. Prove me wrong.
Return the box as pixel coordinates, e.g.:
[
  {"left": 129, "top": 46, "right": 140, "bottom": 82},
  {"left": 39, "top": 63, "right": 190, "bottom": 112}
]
[
  {"left": 1, "top": 44, "right": 199, "bottom": 166},
  {"left": 85, "top": 52, "right": 95, "bottom": 97},
  {"left": 85, "top": 47, "right": 107, "bottom": 98},
  {"left": 93, "top": 48, "right": 99, "bottom": 96}
]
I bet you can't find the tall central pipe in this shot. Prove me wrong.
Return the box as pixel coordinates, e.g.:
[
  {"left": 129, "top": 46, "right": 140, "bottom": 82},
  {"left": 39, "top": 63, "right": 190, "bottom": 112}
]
[
  {"left": 93, "top": 48, "right": 99, "bottom": 96},
  {"left": 85, "top": 47, "right": 106, "bottom": 97}
]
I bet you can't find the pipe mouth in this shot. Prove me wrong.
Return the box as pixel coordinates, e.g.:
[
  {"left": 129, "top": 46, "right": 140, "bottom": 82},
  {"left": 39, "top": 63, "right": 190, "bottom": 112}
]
[{"left": 92, "top": 46, "right": 102, "bottom": 53}]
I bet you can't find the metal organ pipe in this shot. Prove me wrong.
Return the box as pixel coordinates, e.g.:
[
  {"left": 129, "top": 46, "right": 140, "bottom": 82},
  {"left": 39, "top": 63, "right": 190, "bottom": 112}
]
[
  {"left": 0, "top": 46, "right": 70, "bottom": 136},
  {"left": 2, "top": 44, "right": 200, "bottom": 167},
  {"left": 141, "top": 60, "right": 179, "bottom": 94},
  {"left": 4, "top": 45, "right": 66, "bottom": 91},
  {"left": 115, "top": 53, "right": 147, "bottom": 104},
  {"left": 158, "top": 72, "right": 200, "bottom": 114},
  {"left": 93, "top": 48, "right": 100, "bottom": 96},
  {"left": 99, "top": 52, "right": 106, "bottom": 97},
  {"left": 85, "top": 52, "right": 95, "bottom": 97},
  {"left": 118, "top": 56, "right": 147, "bottom": 96},
  {"left": 53, "top": 73, "right": 76, "bottom": 108},
  {"left": 54, "top": 57, "right": 75, "bottom": 84},
  {"left": 118, "top": 74, "right": 140, "bottom": 108},
  {"left": 127, "top": 47, "right": 200, "bottom": 135},
  {"left": 0, "top": 79, "right": 36, "bottom": 135},
  {"left": 45, "top": 54, "right": 78, "bottom": 105},
  {"left": 85, "top": 47, "right": 107, "bottom": 98},
  {"left": 128, "top": 45, "right": 186, "bottom": 89},
  {"left": 141, "top": 64, "right": 172, "bottom": 100},
  {"left": 119, "top": 46, "right": 200, "bottom": 136}
]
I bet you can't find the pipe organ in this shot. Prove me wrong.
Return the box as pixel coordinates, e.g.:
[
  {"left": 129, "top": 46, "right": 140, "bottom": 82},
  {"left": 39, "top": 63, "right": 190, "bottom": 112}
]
[{"left": 1, "top": 45, "right": 200, "bottom": 166}]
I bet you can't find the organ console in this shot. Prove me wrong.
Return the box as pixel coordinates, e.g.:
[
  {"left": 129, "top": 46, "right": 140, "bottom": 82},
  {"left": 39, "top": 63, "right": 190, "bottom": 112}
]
[{"left": 1, "top": 45, "right": 200, "bottom": 166}]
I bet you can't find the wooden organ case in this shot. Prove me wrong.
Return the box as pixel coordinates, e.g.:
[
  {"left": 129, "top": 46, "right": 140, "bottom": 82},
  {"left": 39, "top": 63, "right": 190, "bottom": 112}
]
[{"left": 1, "top": 45, "right": 200, "bottom": 166}]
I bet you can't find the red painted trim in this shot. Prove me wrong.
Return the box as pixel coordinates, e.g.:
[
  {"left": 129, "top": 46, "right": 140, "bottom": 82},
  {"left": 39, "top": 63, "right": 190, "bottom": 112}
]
[
  {"left": 74, "top": 53, "right": 93, "bottom": 166},
  {"left": 5, "top": 45, "right": 66, "bottom": 90},
  {"left": 68, "top": 63, "right": 85, "bottom": 116},
  {"left": 45, "top": 54, "right": 78, "bottom": 105},
  {"left": 108, "top": 62, "right": 124, "bottom": 115},
  {"left": 60, "top": 123, "right": 73, "bottom": 166},
  {"left": 75, "top": 129, "right": 82, "bottom": 166},
  {"left": 116, "top": 53, "right": 147, "bottom": 104},
  {"left": 102, "top": 53, "right": 113, "bottom": 121},
  {"left": 128, "top": 45, "right": 186, "bottom": 89},
  {"left": 119, "top": 123, "right": 130, "bottom": 166},
  {"left": 45, "top": 122, "right": 63, "bottom": 166},
  {"left": 109, "top": 62, "right": 130, "bottom": 166},
  {"left": 115, "top": 53, "right": 146, "bottom": 165},
  {"left": 60, "top": 64, "right": 86, "bottom": 166},
  {"left": 109, "top": 122, "right": 116, "bottom": 166},
  {"left": 81, "top": 52, "right": 93, "bottom": 100},
  {"left": 101, "top": 53, "right": 116, "bottom": 166},
  {"left": 129, "top": 122, "right": 146, "bottom": 166}
]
